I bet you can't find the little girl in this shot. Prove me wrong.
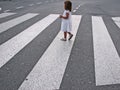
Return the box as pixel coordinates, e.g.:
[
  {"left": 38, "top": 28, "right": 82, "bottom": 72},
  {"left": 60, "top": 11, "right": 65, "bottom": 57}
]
[{"left": 60, "top": 0, "right": 73, "bottom": 41}]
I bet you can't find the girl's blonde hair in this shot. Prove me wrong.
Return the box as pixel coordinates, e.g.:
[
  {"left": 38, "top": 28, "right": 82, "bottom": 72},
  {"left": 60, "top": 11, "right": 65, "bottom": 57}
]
[{"left": 64, "top": 0, "right": 72, "bottom": 12}]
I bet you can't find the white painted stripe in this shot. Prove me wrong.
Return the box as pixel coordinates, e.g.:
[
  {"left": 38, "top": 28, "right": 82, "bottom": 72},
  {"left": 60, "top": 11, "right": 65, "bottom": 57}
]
[
  {"left": 0, "top": 14, "right": 59, "bottom": 68},
  {"left": 16, "top": 6, "right": 24, "bottom": 9},
  {"left": 0, "top": 13, "right": 38, "bottom": 34},
  {"left": 92, "top": 16, "right": 120, "bottom": 86},
  {"left": 0, "top": 7, "right": 2, "bottom": 11},
  {"left": 29, "top": 4, "right": 34, "bottom": 6},
  {"left": 0, "top": 15, "right": 58, "bottom": 67},
  {"left": 112, "top": 17, "right": 120, "bottom": 29},
  {"left": 76, "top": 7, "right": 79, "bottom": 10},
  {"left": 4, "top": 10, "right": 11, "bottom": 13},
  {"left": 36, "top": 2, "right": 42, "bottom": 5},
  {"left": 19, "top": 15, "right": 81, "bottom": 90},
  {"left": 0, "top": 13, "right": 16, "bottom": 19},
  {"left": 73, "top": 10, "right": 76, "bottom": 13}
]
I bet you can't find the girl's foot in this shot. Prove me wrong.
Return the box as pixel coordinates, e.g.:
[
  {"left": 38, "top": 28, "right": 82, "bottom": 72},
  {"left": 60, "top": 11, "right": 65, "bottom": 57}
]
[
  {"left": 69, "top": 34, "right": 73, "bottom": 40},
  {"left": 60, "top": 38, "right": 67, "bottom": 41}
]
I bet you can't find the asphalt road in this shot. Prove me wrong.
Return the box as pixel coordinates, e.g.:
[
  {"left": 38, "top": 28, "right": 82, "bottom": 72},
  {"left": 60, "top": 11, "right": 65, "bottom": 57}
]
[{"left": 0, "top": 0, "right": 120, "bottom": 90}]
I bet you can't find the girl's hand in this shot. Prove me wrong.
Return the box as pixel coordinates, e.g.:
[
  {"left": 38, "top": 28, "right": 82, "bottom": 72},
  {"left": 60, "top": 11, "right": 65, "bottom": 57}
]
[{"left": 59, "top": 15, "right": 63, "bottom": 18}]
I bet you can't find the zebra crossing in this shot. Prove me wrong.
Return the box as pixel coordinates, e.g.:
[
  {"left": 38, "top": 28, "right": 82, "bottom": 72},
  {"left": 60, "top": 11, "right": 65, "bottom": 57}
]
[
  {"left": 112, "top": 17, "right": 120, "bottom": 29},
  {"left": 0, "top": 12, "right": 120, "bottom": 89},
  {"left": 92, "top": 16, "right": 120, "bottom": 86},
  {"left": 0, "top": 13, "right": 16, "bottom": 19},
  {"left": 19, "top": 15, "right": 81, "bottom": 90},
  {"left": 0, "top": 13, "right": 39, "bottom": 33}
]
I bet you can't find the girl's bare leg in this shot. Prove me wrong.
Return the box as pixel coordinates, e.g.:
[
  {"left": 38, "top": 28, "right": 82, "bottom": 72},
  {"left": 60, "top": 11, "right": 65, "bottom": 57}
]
[
  {"left": 68, "top": 32, "right": 73, "bottom": 40},
  {"left": 61, "top": 32, "right": 67, "bottom": 41},
  {"left": 64, "top": 32, "right": 67, "bottom": 39},
  {"left": 68, "top": 32, "right": 72, "bottom": 35}
]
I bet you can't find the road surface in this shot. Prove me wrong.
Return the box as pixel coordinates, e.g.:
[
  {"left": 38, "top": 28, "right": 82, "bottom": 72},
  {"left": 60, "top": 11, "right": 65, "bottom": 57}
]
[{"left": 0, "top": 0, "right": 120, "bottom": 90}]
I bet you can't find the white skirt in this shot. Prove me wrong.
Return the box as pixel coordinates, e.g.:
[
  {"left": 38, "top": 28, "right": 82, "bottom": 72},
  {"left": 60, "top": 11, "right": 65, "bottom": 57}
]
[{"left": 61, "top": 20, "right": 72, "bottom": 32}]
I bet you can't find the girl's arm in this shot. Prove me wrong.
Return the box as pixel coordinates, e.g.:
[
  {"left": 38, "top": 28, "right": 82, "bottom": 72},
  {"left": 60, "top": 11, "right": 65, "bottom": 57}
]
[{"left": 60, "top": 13, "right": 69, "bottom": 19}]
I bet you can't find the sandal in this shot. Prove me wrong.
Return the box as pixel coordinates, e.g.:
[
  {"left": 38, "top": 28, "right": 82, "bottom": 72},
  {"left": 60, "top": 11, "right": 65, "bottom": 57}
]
[
  {"left": 68, "top": 34, "right": 73, "bottom": 40},
  {"left": 60, "top": 38, "right": 67, "bottom": 41}
]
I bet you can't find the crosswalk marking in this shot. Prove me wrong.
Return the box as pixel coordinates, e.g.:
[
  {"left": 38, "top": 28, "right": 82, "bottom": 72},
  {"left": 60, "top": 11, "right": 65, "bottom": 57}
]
[
  {"left": 19, "top": 15, "right": 82, "bottom": 90},
  {"left": 36, "top": 2, "right": 42, "bottom": 5},
  {"left": 0, "top": 12, "right": 16, "bottom": 19},
  {"left": 0, "top": 13, "right": 38, "bottom": 34},
  {"left": 0, "top": 12, "right": 120, "bottom": 89},
  {"left": 16, "top": 6, "right": 24, "bottom": 9},
  {"left": 92, "top": 16, "right": 120, "bottom": 86},
  {"left": 73, "top": 10, "right": 76, "bottom": 13},
  {"left": 112, "top": 17, "right": 120, "bottom": 29},
  {"left": 0, "top": 14, "right": 59, "bottom": 69},
  {"left": 29, "top": 4, "right": 34, "bottom": 6},
  {"left": 3, "top": 10, "right": 11, "bottom": 13}
]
